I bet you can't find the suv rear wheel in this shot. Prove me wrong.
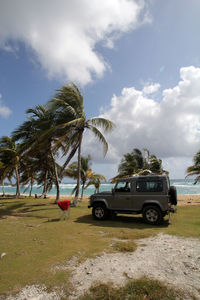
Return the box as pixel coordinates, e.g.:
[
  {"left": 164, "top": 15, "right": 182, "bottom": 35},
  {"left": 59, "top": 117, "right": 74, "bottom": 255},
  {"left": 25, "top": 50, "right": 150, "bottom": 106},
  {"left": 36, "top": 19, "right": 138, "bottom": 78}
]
[
  {"left": 142, "top": 206, "right": 163, "bottom": 225},
  {"left": 92, "top": 204, "right": 108, "bottom": 220}
]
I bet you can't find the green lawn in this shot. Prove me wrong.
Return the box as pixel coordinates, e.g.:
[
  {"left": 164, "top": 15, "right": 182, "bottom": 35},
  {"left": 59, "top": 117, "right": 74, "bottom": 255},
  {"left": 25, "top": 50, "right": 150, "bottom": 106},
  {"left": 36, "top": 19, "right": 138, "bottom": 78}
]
[{"left": 0, "top": 196, "right": 200, "bottom": 298}]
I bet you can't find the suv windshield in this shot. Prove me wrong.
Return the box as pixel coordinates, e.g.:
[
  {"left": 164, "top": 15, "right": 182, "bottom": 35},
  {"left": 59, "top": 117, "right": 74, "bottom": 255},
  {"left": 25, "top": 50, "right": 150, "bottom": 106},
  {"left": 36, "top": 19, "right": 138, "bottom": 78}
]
[{"left": 115, "top": 181, "right": 131, "bottom": 192}]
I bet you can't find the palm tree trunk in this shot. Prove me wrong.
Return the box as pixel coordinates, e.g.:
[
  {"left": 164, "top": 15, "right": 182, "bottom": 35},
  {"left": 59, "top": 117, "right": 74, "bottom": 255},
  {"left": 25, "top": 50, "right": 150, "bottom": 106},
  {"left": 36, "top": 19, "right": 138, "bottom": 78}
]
[
  {"left": 42, "top": 169, "right": 48, "bottom": 198},
  {"left": 81, "top": 183, "right": 85, "bottom": 201},
  {"left": 61, "top": 143, "right": 79, "bottom": 173},
  {"left": 50, "top": 149, "right": 60, "bottom": 202},
  {"left": 15, "top": 167, "right": 20, "bottom": 198},
  {"left": 1, "top": 180, "right": 5, "bottom": 197},
  {"left": 29, "top": 177, "right": 33, "bottom": 197},
  {"left": 73, "top": 132, "right": 83, "bottom": 206}
]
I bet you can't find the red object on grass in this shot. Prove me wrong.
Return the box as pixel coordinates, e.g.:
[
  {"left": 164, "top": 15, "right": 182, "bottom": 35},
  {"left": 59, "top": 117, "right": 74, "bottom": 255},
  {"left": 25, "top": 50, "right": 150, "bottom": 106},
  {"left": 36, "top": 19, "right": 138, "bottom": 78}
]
[{"left": 57, "top": 200, "right": 70, "bottom": 211}]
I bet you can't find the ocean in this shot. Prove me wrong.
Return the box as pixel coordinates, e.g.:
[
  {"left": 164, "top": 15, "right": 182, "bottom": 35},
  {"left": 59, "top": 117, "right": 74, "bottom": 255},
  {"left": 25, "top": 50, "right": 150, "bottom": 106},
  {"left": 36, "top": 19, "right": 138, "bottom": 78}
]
[{"left": 1, "top": 179, "right": 200, "bottom": 196}]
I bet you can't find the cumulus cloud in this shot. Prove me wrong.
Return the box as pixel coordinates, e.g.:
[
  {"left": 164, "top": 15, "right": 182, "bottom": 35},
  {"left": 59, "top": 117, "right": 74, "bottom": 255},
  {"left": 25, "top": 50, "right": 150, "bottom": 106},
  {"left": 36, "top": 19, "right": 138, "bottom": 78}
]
[
  {"left": 0, "top": 0, "right": 149, "bottom": 85},
  {"left": 82, "top": 66, "right": 200, "bottom": 177},
  {"left": 142, "top": 83, "right": 160, "bottom": 95},
  {"left": 0, "top": 94, "right": 12, "bottom": 118}
]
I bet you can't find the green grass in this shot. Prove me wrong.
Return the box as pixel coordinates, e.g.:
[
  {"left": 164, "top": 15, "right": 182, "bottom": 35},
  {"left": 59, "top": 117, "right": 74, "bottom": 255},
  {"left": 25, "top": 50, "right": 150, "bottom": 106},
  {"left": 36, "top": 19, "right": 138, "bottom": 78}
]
[
  {"left": 80, "top": 277, "right": 183, "bottom": 300},
  {"left": 0, "top": 196, "right": 200, "bottom": 298}
]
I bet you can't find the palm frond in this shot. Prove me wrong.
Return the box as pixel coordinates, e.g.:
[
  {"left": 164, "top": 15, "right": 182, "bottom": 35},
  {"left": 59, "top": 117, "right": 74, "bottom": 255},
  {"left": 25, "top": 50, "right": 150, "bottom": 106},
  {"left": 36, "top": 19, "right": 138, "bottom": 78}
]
[
  {"left": 89, "top": 118, "right": 115, "bottom": 133},
  {"left": 89, "top": 126, "right": 108, "bottom": 156}
]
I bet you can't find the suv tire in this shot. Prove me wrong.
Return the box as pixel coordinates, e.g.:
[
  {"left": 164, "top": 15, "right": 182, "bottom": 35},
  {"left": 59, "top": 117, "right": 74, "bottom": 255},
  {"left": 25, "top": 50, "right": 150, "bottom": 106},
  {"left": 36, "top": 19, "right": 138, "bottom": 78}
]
[
  {"left": 142, "top": 206, "right": 163, "bottom": 225},
  {"left": 92, "top": 204, "right": 108, "bottom": 220}
]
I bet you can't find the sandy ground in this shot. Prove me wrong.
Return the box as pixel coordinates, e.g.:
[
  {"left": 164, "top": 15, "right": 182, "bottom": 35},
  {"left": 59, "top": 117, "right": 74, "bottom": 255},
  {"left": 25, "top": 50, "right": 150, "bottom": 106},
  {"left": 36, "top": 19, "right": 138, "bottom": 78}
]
[{"left": 177, "top": 194, "right": 200, "bottom": 206}]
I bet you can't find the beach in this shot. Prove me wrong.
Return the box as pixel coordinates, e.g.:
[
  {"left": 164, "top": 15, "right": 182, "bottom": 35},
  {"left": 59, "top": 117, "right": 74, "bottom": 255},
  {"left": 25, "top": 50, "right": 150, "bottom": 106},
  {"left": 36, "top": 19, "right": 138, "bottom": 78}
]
[{"left": 177, "top": 194, "right": 200, "bottom": 206}]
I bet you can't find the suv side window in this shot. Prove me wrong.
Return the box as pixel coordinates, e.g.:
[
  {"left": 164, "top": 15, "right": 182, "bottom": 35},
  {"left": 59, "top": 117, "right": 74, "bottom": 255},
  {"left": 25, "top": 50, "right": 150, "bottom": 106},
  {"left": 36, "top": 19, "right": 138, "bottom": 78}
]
[
  {"left": 115, "top": 181, "right": 131, "bottom": 192},
  {"left": 136, "top": 180, "right": 163, "bottom": 192}
]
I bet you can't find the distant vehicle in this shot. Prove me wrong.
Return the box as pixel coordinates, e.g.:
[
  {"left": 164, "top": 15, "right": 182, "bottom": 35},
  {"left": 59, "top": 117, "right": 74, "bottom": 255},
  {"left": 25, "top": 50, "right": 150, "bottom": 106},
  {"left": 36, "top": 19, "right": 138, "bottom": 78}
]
[{"left": 88, "top": 175, "right": 177, "bottom": 225}]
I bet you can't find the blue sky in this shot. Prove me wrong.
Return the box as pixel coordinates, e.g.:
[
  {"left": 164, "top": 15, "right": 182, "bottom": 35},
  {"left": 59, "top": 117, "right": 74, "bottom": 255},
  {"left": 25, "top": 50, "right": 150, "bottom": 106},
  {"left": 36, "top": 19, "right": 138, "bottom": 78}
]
[{"left": 0, "top": 0, "right": 200, "bottom": 179}]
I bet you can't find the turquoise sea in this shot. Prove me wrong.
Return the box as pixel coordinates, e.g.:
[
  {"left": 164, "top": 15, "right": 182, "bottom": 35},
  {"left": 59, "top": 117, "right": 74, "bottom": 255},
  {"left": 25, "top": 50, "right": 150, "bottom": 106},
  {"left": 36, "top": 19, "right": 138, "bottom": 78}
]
[{"left": 1, "top": 179, "right": 200, "bottom": 196}]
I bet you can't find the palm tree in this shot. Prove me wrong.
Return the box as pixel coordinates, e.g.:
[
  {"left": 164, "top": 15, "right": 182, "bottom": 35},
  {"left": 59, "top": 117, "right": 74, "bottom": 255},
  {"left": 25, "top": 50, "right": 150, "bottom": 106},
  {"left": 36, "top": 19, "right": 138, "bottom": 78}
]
[
  {"left": 64, "top": 155, "right": 94, "bottom": 200},
  {"left": 48, "top": 83, "right": 115, "bottom": 206},
  {"left": 36, "top": 160, "right": 63, "bottom": 198},
  {"left": 86, "top": 173, "right": 106, "bottom": 194},
  {"left": 186, "top": 150, "right": 200, "bottom": 184},
  {"left": 12, "top": 105, "right": 63, "bottom": 201},
  {"left": 19, "top": 156, "right": 37, "bottom": 197},
  {"left": 0, "top": 136, "right": 21, "bottom": 197},
  {"left": 112, "top": 148, "right": 167, "bottom": 181}
]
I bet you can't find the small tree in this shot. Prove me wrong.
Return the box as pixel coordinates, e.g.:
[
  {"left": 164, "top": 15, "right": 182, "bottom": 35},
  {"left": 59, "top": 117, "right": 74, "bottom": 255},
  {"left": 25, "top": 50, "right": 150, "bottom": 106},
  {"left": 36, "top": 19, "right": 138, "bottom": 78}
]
[
  {"left": 86, "top": 173, "right": 106, "bottom": 193},
  {"left": 64, "top": 155, "right": 94, "bottom": 201},
  {"left": 186, "top": 150, "right": 200, "bottom": 184}
]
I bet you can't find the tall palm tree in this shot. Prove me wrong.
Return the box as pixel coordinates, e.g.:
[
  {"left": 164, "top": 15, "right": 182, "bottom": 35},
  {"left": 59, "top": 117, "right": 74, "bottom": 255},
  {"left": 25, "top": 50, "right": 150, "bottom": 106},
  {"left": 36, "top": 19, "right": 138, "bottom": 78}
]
[
  {"left": 0, "top": 136, "right": 21, "bottom": 197},
  {"left": 12, "top": 105, "right": 63, "bottom": 201},
  {"left": 48, "top": 83, "right": 115, "bottom": 206},
  {"left": 186, "top": 150, "right": 200, "bottom": 184}
]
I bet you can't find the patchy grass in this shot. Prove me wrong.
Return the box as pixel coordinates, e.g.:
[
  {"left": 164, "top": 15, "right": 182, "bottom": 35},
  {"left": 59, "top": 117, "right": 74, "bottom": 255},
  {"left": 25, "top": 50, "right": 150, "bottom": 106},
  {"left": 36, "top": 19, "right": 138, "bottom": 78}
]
[
  {"left": 0, "top": 196, "right": 200, "bottom": 298},
  {"left": 79, "top": 277, "right": 183, "bottom": 300},
  {"left": 112, "top": 241, "right": 137, "bottom": 252}
]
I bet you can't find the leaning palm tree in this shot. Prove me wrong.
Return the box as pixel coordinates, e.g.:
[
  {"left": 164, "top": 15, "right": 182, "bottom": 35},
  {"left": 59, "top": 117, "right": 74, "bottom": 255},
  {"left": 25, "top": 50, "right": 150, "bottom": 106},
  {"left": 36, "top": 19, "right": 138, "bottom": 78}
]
[
  {"left": 186, "top": 150, "right": 200, "bottom": 184},
  {"left": 48, "top": 83, "right": 115, "bottom": 206},
  {"left": 12, "top": 105, "right": 63, "bottom": 201},
  {"left": 0, "top": 136, "right": 21, "bottom": 197}
]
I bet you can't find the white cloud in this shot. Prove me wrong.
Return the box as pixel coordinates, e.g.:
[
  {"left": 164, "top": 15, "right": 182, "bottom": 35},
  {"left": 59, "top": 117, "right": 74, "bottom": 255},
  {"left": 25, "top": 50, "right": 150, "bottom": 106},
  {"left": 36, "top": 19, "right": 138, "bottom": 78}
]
[
  {"left": 82, "top": 66, "right": 200, "bottom": 178},
  {"left": 142, "top": 83, "right": 160, "bottom": 95},
  {"left": 0, "top": 94, "right": 12, "bottom": 118},
  {"left": 0, "top": 0, "right": 149, "bottom": 86}
]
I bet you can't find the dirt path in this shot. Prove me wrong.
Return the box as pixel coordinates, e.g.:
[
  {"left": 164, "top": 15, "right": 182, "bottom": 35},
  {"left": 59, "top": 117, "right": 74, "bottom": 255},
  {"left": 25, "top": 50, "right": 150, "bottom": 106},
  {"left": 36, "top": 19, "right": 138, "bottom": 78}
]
[{"left": 69, "top": 233, "right": 200, "bottom": 299}]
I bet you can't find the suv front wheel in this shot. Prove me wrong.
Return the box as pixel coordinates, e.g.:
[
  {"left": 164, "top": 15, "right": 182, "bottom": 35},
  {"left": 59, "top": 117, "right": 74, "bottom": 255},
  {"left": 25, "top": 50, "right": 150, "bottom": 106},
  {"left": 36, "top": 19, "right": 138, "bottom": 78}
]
[
  {"left": 92, "top": 204, "right": 108, "bottom": 220},
  {"left": 142, "top": 206, "right": 163, "bottom": 225}
]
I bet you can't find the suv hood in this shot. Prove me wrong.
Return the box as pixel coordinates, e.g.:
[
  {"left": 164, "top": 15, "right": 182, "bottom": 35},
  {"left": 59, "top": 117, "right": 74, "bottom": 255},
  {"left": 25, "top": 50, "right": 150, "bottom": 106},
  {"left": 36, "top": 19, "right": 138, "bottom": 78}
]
[{"left": 91, "top": 191, "right": 112, "bottom": 197}]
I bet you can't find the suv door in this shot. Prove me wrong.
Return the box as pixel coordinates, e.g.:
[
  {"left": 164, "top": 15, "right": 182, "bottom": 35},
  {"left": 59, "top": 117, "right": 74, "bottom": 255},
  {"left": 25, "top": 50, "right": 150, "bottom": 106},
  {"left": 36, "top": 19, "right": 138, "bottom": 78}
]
[{"left": 110, "top": 181, "right": 133, "bottom": 210}]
